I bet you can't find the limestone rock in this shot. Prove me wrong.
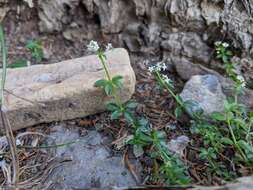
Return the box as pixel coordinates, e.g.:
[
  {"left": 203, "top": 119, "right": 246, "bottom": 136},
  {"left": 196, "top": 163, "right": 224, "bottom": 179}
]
[
  {"left": 162, "top": 32, "right": 212, "bottom": 64},
  {"left": 174, "top": 57, "right": 253, "bottom": 109},
  {"left": 3, "top": 48, "right": 136, "bottom": 131},
  {"left": 180, "top": 75, "right": 226, "bottom": 114},
  {"left": 45, "top": 125, "right": 141, "bottom": 189}
]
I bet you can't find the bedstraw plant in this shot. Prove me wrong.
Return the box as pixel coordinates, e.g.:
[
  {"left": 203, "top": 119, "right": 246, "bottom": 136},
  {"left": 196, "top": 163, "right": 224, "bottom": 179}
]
[
  {"left": 149, "top": 41, "right": 253, "bottom": 181},
  {"left": 88, "top": 41, "right": 190, "bottom": 186}
]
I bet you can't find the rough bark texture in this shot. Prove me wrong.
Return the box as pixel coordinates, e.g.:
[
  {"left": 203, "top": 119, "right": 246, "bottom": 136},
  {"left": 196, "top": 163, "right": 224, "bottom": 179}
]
[{"left": 35, "top": 0, "right": 253, "bottom": 83}]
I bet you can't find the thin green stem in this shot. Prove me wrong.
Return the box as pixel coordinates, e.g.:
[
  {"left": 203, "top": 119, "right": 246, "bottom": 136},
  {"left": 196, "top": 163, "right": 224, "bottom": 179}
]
[
  {"left": 227, "top": 117, "right": 247, "bottom": 161},
  {"left": 98, "top": 53, "right": 111, "bottom": 81},
  {"left": 155, "top": 71, "right": 184, "bottom": 108},
  {"left": 98, "top": 52, "right": 123, "bottom": 109},
  {"left": 0, "top": 25, "right": 7, "bottom": 106},
  {"left": 19, "top": 139, "right": 79, "bottom": 149}
]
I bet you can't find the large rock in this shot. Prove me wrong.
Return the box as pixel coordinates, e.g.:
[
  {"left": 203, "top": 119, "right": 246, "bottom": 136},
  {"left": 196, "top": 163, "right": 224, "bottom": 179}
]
[
  {"left": 180, "top": 75, "right": 226, "bottom": 114},
  {"left": 174, "top": 57, "right": 253, "bottom": 109},
  {"left": 45, "top": 125, "right": 141, "bottom": 189},
  {"left": 3, "top": 48, "right": 136, "bottom": 130}
]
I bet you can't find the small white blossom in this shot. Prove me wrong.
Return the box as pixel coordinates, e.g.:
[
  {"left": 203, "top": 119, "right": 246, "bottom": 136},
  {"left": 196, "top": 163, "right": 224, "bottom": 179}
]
[
  {"left": 215, "top": 41, "right": 222, "bottom": 46},
  {"left": 148, "top": 62, "right": 168, "bottom": 73},
  {"left": 222, "top": 42, "right": 229, "bottom": 48},
  {"left": 148, "top": 66, "right": 155, "bottom": 73},
  {"left": 162, "top": 74, "right": 174, "bottom": 88},
  {"left": 106, "top": 43, "right": 113, "bottom": 51},
  {"left": 87, "top": 40, "right": 100, "bottom": 52},
  {"left": 236, "top": 75, "right": 246, "bottom": 87}
]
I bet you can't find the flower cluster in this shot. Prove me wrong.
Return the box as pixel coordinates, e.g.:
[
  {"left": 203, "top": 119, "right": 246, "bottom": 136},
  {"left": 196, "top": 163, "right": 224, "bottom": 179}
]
[
  {"left": 87, "top": 40, "right": 100, "bottom": 52},
  {"left": 87, "top": 40, "right": 114, "bottom": 52},
  {"left": 148, "top": 62, "right": 167, "bottom": 73},
  {"left": 215, "top": 41, "right": 229, "bottom": 48},
  {"left": 162, "top": 74, "right": 174, "bottom": 88},
  {"left": 106, "top": 43, "right": 113, "bottom": 51},
  {"left": 236, "top": 75, "right": 246, "bottom": 87}
]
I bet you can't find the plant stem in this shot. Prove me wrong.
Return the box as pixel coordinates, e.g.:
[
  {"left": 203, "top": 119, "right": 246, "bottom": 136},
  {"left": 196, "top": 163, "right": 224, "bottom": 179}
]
[
  {"left": 227, "top": 117, "right": 247, "bottom": 161},
  {"left": 98, "top": 52, "right": 123, "bottom": 109},
  {"left": 155, "top": 71, "right": 184, "bottom": 108},
  {"left": 98, "top": 53, "right": 111, "bottom": 81},
  {"left": 0, "top": 25, "right": 7, "bottom": 106}
]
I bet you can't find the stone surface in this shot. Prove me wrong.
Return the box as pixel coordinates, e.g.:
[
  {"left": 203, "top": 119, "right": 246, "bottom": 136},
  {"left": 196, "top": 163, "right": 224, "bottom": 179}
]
[
  {"left": 36, "top": 0, "right": 253, "bottom": 79},
  {"left": 46, "top": 125, "right": 141, "bottom": 190},
  {"left": 180, "top": 75, "right": 226, "bottom": 114},
  {"left": 174, "top": 59, "right": 253, "bottom": 109},
  {"left": 167, "top": 135, "right": 190, "bottom": 156},
  {"left": 3, "top": 48, "right": 136, "bottom": 130}
]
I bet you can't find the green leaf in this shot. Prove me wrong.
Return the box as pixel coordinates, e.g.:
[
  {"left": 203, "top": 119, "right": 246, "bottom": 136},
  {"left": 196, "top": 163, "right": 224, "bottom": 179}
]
[
  {"left": 106, "top": 102, "right": 119, "bottom": 112},
  {"left": 111, "top": 110, "right": 122, "bottom": 120},
  {"left": 124, "top": 111, "right": 134, "bottom": 124},
  {"left": 211, "top": 112, "right": 226, "bottom": 121},
  {"left": 139, "top": 133, "right": 153, "bottom": 142},
  {"left": 175, "top": 107, "right": 182, "bottom": 118},
  {"left": 133, "top": 145, "right": 144, "bottom": 158},
  {"left": 94, "top": 79, "right": 108, "bottom": 88},
  {"left": 221, "top": 137, "right": 233, "bottom": 145},
  {"left": 112, "top": 75, "right": 123, "bottom": 88},
  {"left": 125, "top": 100, "right": 138, "bottom": 109},
  {"left": 155, "top": 131, "right": 166, "bottom": 140},
  {"left": 8, "top": 59, "right": 29, "bottom": 68},
  {"left": 26, "top": 40, "right": 44, "bottom": 62},
  {"left": 184, "top": 100, "right": 203, "bottom": 117},
  {"left": 105, "top": 83, "right": 113, "bottom": 96}
]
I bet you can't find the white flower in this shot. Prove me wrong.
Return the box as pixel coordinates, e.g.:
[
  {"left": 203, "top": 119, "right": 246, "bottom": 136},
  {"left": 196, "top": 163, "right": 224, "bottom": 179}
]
[
  {"left": 162, "top": 74, "right": 174, "bottom": 87},
  {"left": 87, "top": 40, "right": 100, "bottom": 52},
  {"left": 222, "top": 42, "right": 229, "bottom": 48},
  {"left": 215, "top": 41, "right": 222, "bottom": 46},
  {"left": 106, "top": 43, "right": 113, "bottom": 51},
  {"left": 148, "top": 62, "right": 167, "bottom": 73},
  {"left": 236, "top": 75, "right": 246, "bottom": 87},
  {"left": 148, "top": 66, "right": 155, "bottom": 73},
  {"left": 160, "top": 62, "right": 167, "bottom": 71}
]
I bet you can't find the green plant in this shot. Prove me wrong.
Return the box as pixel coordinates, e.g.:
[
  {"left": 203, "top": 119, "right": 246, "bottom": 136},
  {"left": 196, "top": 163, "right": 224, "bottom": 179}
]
[
  {"left": 8, "top": 59, "right": 30, "bottom": 68},
  {"left": 149, "top": 63, "right": 203, "bottom": 119},
  {"left": 89, "top": 41, "right": 190, "bottom": 186},
  {"left": 150, "top": 42, "right": 253, "bottom": 180},
  {"left": 26, "top": 40, "right": 44, "bottom": 62}
]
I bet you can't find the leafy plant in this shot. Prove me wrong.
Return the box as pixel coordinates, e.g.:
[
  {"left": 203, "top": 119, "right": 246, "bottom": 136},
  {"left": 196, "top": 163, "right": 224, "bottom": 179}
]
[
  {"left": 89, "top": 41, "right": 190, "bottom": 186},
  {"left": 26, "top": 40, "right": 44, "bottom": 62},
  {"left": 149, "top": 41, "right": 253, "bottom": 180},
  {"left": 8, "top": 59, "right": 30, "bottom": 68}
]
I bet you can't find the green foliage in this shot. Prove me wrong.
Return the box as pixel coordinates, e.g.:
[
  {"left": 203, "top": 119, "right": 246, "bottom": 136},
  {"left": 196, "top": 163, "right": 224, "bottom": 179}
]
[
  {"left": 8, "top": 59, "right": 29, "bottom": 68},
  {"left": 26, "top": 40, "right": 44, "bottom": 62},
  {"left": 93, "top": 42, "right": 190, "bottom": 186},
  {"left": 150, "top": 41, "right": 253, "bottom": 181}
]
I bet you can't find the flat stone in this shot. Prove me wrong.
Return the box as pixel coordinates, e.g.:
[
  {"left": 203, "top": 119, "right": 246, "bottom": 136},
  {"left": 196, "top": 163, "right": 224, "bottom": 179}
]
[
  {"left": 2, "top": 48, "right": 136, "bottom": 130},
  {"left": 46, "top": 125, "right": 141, "bottom": 190},
  {"left": 180, "top": 74, "right": 226, "bottom": 115}
]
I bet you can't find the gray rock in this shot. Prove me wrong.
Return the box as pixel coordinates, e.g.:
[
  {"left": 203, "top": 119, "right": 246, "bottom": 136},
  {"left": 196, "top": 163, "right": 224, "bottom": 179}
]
[
  {"left": 180, "top": 75, "right": 226, "bottom": 114},
  {"left": 168, "top": 135, "right": 190, "bottom": 156},
  {"left": 46, "top": 125, "right": 141, "bottom": 190},
  {"left": 162, "top": 32, "right": 212, "bottom": 64},
  {"left": 174, "top": 57, "right": 253, "bottom": 109},
  {"left": 2, "top": 48, "right": 136, "bottom": 130}
]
